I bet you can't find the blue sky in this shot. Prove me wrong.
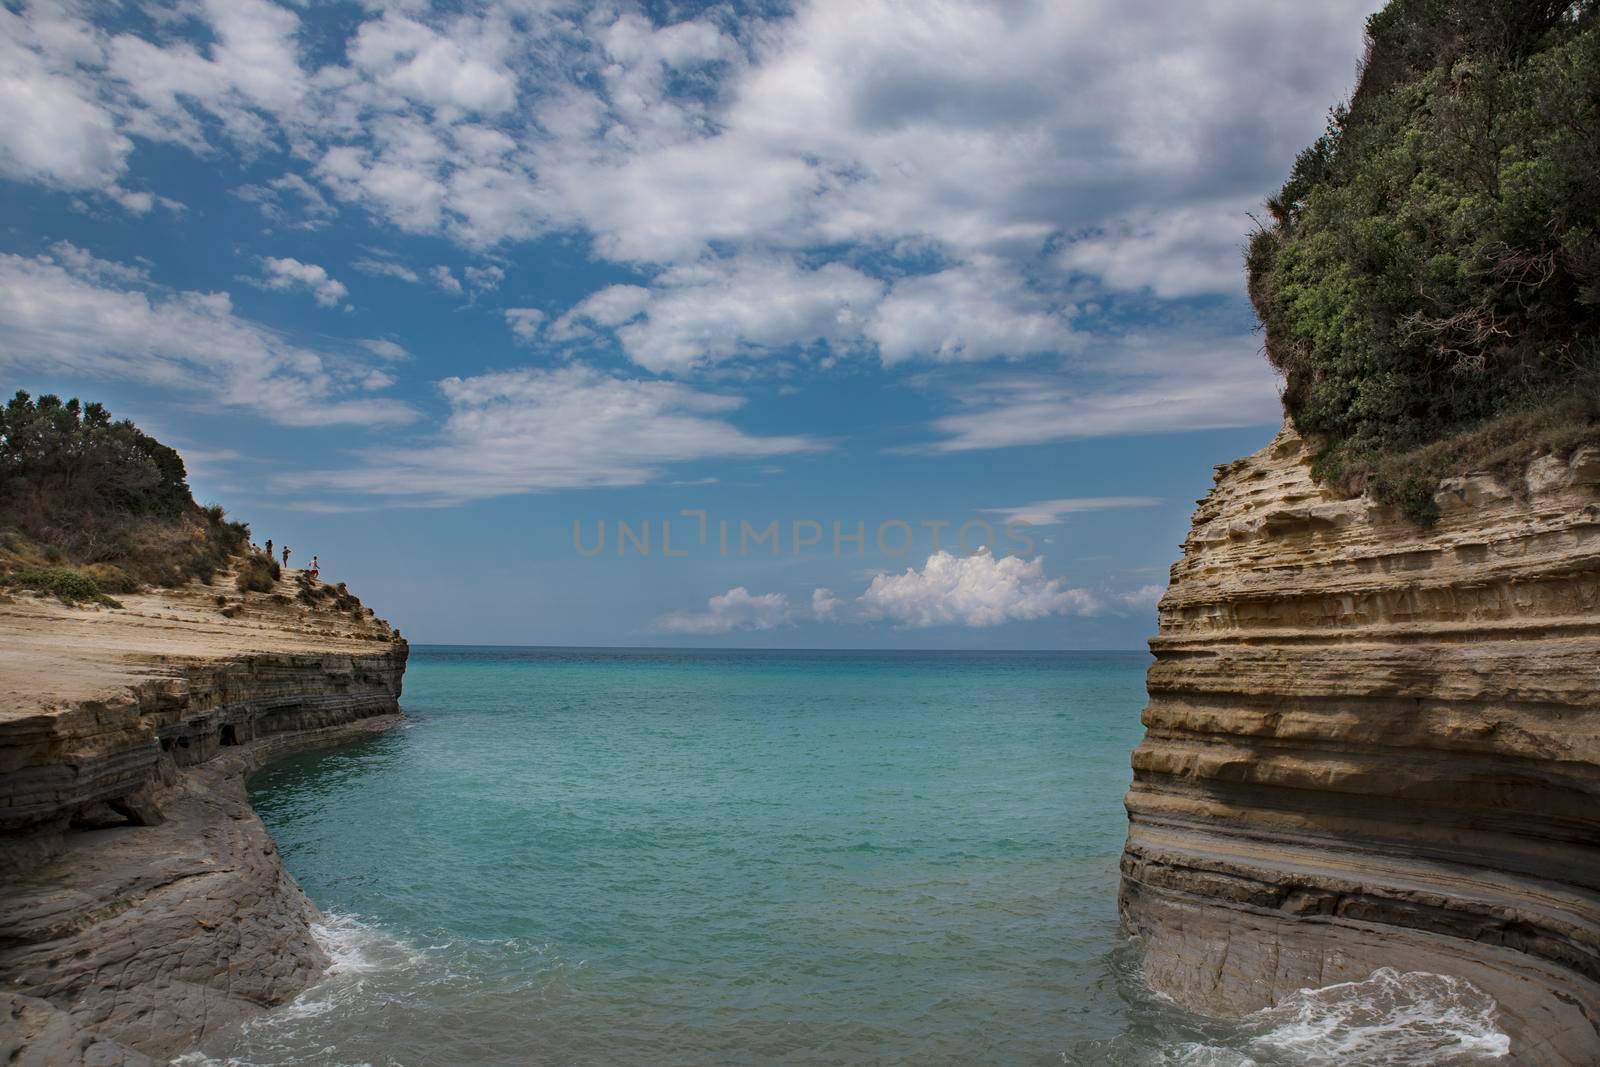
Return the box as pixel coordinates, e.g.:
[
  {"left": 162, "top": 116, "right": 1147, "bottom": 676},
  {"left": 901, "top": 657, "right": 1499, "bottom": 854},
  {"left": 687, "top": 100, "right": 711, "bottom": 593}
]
[{"left": 0, "top": 0, "right": 1375, "bottom": 647}]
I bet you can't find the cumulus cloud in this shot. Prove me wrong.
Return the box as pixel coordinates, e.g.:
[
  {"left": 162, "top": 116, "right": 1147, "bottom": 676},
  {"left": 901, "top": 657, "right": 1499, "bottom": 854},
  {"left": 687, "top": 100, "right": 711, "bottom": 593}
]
[
  {"left": 0, "top": 1, "right": 1369, "bottom": 331},
  {"left": 259, "top": 256, "right": 349, "bottom": 308},
  {"left": 281, "top": 364, "right": 822, "bottom": 504},
  {"left": 656, "top": 587, "right": 791, "bottom": 634},
  {"left": 347, "top": 11, "right": 518, "bottom": 116},
  {"left": 0, "top": 6, "right": 132, "bottom": 197},
  {"left": 504, "top": 308, "right": 545, "bottom": 343},
  {"left": 555, "top": 258, "right": 883, "bottom": 372},
  {"left": 858, "top": 549, "right": 1101, "bottom": 628},
  {"left": 540, "top": 255, "right": 1080, "bottom": 371},
  {"left": 983, "top": 497, "right": 1162, "bottom": 527},
  {"left": 1059, "top": 198, "right": 1259, "bottom": 299},
  {"left": 0, "top": 0, "right": 1375, "bottom": 466},
  {"left": 0, "top": 246, "right": 414, "bottom": 427},
  {"left": 865, "top": 260, "right": 1077, "bottom": 365}
]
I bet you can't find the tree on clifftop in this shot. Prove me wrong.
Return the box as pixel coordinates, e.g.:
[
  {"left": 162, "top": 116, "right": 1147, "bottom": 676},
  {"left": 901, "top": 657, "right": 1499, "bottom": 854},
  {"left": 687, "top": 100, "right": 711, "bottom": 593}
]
[
  {"left": 1247, "top": 0, "right": 1600, "bottom": 521},
  {"left": 0, "top": 390, "right": 248, "bottom": 586}
]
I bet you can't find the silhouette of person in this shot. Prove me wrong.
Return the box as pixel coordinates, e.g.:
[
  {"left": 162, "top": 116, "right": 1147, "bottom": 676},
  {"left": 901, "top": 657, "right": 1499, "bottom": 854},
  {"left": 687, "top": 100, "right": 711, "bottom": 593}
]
[
  {"left": 282, "top": 545, "right": 291, "bottom": 567},
  {"left": 265, "top": 539, "right": 273, "bottom": 560}
]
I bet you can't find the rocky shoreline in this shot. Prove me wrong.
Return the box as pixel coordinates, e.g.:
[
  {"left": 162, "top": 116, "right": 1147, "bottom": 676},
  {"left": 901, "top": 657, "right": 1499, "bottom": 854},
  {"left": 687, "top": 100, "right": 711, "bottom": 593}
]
[
  {"left": 0, "top": 572, "right": 407, "bottom": 1063},
  {"left": 1120, "top": 424, "right": 1600, "bottom": 1065}
]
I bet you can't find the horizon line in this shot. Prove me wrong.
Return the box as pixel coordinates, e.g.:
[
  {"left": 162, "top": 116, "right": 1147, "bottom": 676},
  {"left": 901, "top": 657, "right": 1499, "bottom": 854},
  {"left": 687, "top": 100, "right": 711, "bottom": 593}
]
[{"left": 407, "top": 642, "right": 1153, "bottom": 654}]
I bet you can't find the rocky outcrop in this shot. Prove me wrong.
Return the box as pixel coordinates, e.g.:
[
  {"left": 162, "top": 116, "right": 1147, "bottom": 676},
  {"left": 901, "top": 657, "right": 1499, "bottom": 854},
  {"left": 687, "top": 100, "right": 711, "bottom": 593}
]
[
  {"left": 1119, "top": 425, "right": 1600, "bottom": 1065},
  {"left": 0, "top": 568, "right": 406, "bottom": 1061}
]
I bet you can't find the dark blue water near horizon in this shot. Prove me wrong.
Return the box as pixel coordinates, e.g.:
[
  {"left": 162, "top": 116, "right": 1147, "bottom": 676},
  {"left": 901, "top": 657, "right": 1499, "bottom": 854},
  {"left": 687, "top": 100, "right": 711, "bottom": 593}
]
[{"left": 182, "top": 646, "right": 1512, "bottom": 1066}]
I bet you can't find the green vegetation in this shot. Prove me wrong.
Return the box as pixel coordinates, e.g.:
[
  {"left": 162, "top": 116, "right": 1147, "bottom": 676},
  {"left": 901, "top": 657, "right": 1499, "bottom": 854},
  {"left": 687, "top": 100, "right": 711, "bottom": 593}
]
[
  {"left": 7, "top": 567, "right": 123, "bottom": 608},
  {"left": 0, "top": 390, "right": 251, "bottom": 593},
  {"left": 1247, "top": 0, "right": 1600, "bottom": 521},
  {"left": 235, "top": 554, "right": 281, "bottom": 594}
]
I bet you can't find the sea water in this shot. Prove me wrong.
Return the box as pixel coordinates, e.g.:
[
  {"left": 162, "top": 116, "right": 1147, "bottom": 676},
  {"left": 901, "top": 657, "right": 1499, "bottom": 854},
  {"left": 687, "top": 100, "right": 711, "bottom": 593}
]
[{"left": 183, "top": 647, "right": 1510, "bottom": 1065}]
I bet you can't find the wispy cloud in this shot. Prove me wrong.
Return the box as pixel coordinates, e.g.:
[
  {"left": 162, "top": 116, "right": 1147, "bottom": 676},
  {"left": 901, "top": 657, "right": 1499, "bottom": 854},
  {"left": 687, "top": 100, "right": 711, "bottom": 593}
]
[
  {"left": 983, "top": 497, "right": 1161, "bottom": 527},
  {"left": 0, "top": 246, "right": 414, "bottom": 427},
  {"left": 281, "top": 365, "right": 823, "bottom": 504}
]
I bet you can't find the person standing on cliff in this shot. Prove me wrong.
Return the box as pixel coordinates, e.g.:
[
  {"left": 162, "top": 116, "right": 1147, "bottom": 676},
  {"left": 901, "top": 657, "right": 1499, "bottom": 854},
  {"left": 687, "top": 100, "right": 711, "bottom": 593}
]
[
  {"left": 282, "top": 545, "right": 291, "bottom": 568},
  {"left": 310, "top": 555, "right": 320, "bottom": 581},
  {"left": 264, "top": 538, "right": 272, "bottom": 560}
]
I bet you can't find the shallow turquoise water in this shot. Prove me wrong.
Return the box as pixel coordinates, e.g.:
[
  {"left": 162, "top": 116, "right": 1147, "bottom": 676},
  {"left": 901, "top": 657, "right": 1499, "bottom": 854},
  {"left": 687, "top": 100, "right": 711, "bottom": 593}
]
[{"left": 191, "top": 647, "right": 1511, "bottom": 1066}]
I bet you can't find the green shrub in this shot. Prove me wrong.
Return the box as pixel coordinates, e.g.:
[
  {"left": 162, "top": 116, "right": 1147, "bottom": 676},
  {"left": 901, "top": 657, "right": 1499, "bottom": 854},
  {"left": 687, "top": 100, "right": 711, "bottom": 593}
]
[
  {"left": 80, "top": 563, "right": 139, "bottom": 594},
  {"left": 9, "top": 567, "right": 122, "bottom": 607},
  {"left": 1248, "top": 0, "right": 1600, "bottom": 519},
  {"left": 235, "top": 555, "right": 279, "bottom": 594}
]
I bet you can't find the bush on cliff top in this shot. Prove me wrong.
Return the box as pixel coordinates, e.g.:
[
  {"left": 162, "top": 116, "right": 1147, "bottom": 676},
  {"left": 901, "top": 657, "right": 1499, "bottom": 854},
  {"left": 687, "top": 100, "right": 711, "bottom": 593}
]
[
  {"left": 8, "top": 566, "right": 123, "bottom": 608},
  {"left": 1247, "top": 0, "right": 1600, "bottom": 521},
  {"left": 0, "top": 391, "right": 250, "bottom": 587},
  {"left": 235, "top": 554, "right": 281, "bottom": 594}
]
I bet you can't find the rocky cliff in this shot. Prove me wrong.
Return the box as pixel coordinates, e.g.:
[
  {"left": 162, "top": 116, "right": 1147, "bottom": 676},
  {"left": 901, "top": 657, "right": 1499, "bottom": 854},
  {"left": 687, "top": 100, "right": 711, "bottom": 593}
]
[
  {"left": 1119, "top": 425, "right": 1600, "bottom": 1064},
  {"left": 0, "top": 565, "right": 407, "bottom": 1063}
]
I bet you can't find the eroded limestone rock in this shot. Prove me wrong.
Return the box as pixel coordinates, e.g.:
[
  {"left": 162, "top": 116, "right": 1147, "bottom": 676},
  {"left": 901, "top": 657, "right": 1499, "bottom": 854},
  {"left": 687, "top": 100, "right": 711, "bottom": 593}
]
[{"left": 1120, "top": 424, "right": 1600, "bottom": 1065}]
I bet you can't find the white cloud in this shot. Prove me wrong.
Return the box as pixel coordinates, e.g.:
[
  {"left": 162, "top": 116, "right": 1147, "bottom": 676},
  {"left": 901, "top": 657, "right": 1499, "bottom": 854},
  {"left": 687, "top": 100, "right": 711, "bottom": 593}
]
[
  {"left": 656, "top": 587, "right": 791, "bottom": 634},
  {"left": 543, "top": 255, "right": 1081, "bottom": 371},
  {"left": 504, "top": 308, "right": 545, "bottom": 343},
  {"left": 1116, "top": 584, "right": 1166, "bottom": 609},
  {"left": 45, "top": 240, "right": 148, "bottom": 285},
  {"left": 0, "top": 246, "right": 414, "bottom": 427},
  {"left": 464, "top": 264, "right": 504, "bottom": 291},
  {"left": 607, "top": 258, "right": 883, "bottom": 372},
  {"left": 866, "top": 259, "right": 1077, "bottom": 365},
  {"left": 359, "top": 338, "right": 411, "bottom": 361},
  {"left": 259, "top": 256, "right": 349, "bottom": 308},
  {"left": 1059, "top": 199, "right": 1258, "bottom": 299},
  {"left": 924, "top": 333, "right": 1283, "bottom": 451},
  {"left": 858, "top": 549, "right": 1100, "bottom": 628},
  {"left": 811, "top": 587, "right": 841, "bottom": 620},
  {"left": 1, "top": 0, "right": 1371, "bottom": 266},
  {"left": 0, "top": 7, "right": 131, "bottom": 194},
  {"left": 348, "top": 11, "right": 518, "bottom": 116},
  {"left": 282, "top": 364, "right": 822, "bottom": 503},
  {"left": 352, "top": 256, "right": 421, "bottom": 283},
  {"left": 984, "top": 497, "right": 1162, "bottom": 527},
  {"left": 236, "top": 173, "right": 338, "bottom": 230},
  {"left": 0, "top": 0, "right": 1377, "bottom": 464},
  {"left": 429, "top": 265, "right": 463, "bottom": 295},
  {"left": 548, "top": 285, "right": 654, "bottom": 342}
]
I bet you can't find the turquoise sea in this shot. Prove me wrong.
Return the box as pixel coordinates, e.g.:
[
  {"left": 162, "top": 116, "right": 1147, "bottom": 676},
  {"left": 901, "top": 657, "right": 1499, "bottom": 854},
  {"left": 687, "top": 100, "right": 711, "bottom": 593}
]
[{"left": 187, "top": 647, "right": 1511, "bottom": 1066}]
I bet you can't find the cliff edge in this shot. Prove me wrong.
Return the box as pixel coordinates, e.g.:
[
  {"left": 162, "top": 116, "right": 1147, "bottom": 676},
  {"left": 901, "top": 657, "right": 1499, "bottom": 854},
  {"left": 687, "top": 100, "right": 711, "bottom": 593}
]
[
  {"left": 0, "top": 562, "right": 407, "bottom": 1063},
  {"left": 1119, "top": 425, "right": 1600, "bottom": 1064}
]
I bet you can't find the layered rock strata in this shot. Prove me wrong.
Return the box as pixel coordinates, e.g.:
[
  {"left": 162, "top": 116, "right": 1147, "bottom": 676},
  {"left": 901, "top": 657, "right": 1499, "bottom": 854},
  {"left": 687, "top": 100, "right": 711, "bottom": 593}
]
[
  {"left": 0, "top": 568, "right": 407, "bottom": 1061},
  {"left": 1119, "top": 425, "right": 1600, "bottom": 1065}
]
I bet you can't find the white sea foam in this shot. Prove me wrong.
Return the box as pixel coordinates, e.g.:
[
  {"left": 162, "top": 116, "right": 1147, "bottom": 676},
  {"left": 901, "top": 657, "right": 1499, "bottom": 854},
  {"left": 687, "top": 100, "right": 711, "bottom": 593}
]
[
  {"left": 1155, "top": 1042, "right": 1259, "bottom": 1066},
  {"left": 1244, "top": 967, "right": 1511, "bottom": 1064}
]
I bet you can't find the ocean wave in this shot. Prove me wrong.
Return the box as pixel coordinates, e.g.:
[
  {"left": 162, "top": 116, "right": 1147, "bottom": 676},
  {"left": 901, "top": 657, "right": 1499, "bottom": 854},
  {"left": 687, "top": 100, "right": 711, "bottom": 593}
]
[{"left": 1243, "top": 967, "right": 1511, "bottom": 1064}]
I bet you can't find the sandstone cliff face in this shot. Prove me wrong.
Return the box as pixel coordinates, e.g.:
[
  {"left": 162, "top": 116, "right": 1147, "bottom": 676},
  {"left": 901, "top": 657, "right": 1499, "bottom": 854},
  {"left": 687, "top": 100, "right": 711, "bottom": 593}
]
[
  {"left": 1120, "top": 425, "right": 1600, "bottom": 1065},
  {"left": 0, "top": 568, "right": 407, "bottom": 1061}
]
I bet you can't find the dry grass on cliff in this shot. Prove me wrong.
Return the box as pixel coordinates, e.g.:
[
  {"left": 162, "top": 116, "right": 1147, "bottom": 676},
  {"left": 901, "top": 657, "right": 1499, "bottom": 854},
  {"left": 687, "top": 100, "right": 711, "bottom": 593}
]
[{"left": 1316, "top": 387, "right": 1600, "bottom": 524}]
